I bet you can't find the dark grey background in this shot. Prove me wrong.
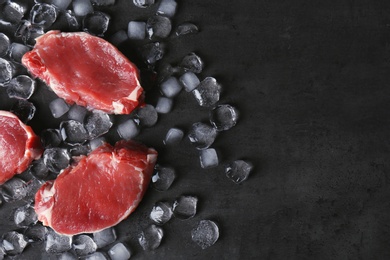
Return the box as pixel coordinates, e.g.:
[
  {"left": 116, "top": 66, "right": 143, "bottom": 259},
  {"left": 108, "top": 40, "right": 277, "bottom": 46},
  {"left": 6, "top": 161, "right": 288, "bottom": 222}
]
[{"left": 1, "top": 0, "right": 390, "bottom": 259}]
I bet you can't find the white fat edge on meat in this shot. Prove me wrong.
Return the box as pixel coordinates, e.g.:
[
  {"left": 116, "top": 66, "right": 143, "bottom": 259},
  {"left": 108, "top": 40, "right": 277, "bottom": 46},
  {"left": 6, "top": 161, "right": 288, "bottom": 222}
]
[
  {"left": 37, "top": 183, "right": 56, "bottom": 226},
  {"left": 112, "top": 84, "right": 142, "bottom": 114}
]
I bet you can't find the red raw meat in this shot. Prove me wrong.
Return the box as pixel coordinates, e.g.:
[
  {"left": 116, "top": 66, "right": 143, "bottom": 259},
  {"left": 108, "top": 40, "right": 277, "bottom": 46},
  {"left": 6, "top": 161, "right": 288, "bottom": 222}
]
[
  {"left": 22, "top": 31, "right": 144, "bottom": 114},
  {"left": 0, "top": 111, "right": 42, "bottom": 185},
  {"left": 35, "top": 140, "right": 158, "bottom": 235}
]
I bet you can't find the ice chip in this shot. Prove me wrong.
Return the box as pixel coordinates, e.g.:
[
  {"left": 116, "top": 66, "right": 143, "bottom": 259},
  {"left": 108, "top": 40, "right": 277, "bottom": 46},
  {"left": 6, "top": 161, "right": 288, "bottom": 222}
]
[
  {"left": 191, "top": 220, "right": 219, "bottom": 249},
  {"left": 25, "top": 224, "right": 48, "bottom": 242},
  {"left": 192, "top": 77, "right": 221, "bottom": 107},
  {"left": 72, "top": 0, "right": 93, "bottom": 17},
  {"left": 73, "top": 235, "right": 97, "bottom": 256},
  {"left": 117, "top": 119, "right": 139, "bottom": 140},
  {"left": 28, "top": 159, "right": 49, "bottom": 179},
  {"left": 84, "top": 111, "right": 113, "bottom": 139},
  {"left": 128, "top": 21, "right": 146, "bottom": 40},
  {"left": 41, "top": 128, "right": 62, "bottom": 148},
  {"left": 1, "top": 1, "right": 26, "bottom": 24},
  {"left": 225, "top": 160, "right": 253, "bottom": 184},
  {"left": 5, "top": 75, "right": 36, "bottom": 99},
  {"left": 147, "top": 15, "right": 172, "bottom": 39},
  {"left": 150, "top": 201, "right": 173, "bottom": 225},
  {"left": 8, "top": 43, "right": 30, "bottom": 63},
  {"left": 68, "top": 104, "right": 88, "bottom": 122},
  {"left": 138, "top": 225, "right": 163, "bottom": 251},
  {"left": 210, "top": 104, "right": 239, "bottom": 131},
  {"left": 180, "top": 52, "right": 204, "bottom": 74},
  {"left": 172, "top": 195, "right": 198, "bottom": 219},
  {"left": 93, "top": 227, "right": 117, "bottom": 248},
  {"left": 24, "top": 178, "right": 45, "bottom": 201},
  {"left": 64, "top": 10, "right": 79, "bottom": 31},
  {"left": 60, "top": 120, "right": 89, "bottom": 145},
  {"left": 43, "top": 147, "right": 71, "bottom": 173},
  {"left": 51, "top": 0, "right": 72, "bottom": 10},
  {"left": 2, "top": 231, "right": 28, "bottom": 255},
  {"left": 30, "top": 3, "right": 58, "bottom": 29},
  {"left": 160, "top": 76, "right": 182, "bottom": 98},
  {"left": 135, "top": 104, "right": 158, "bottom": 127},
  {"left": 85, "top": 252, "right": 108, "bottom": 260},
  {"left": 157, "top": 0, "right": 177, "bottom": 17},
  {"left": 0, "top": 177, "right": 27, "bottom": 202},
  {"left": 199, "top": 148, "right": 219, "bottom": 169},
  {"left": 89, "top": 137, "right": 106, "bottom": 151},
  {"left": 188, "top": 122, "right": 217, "bottom": 150},
  {"left": 151, "top": 165, "right": 176, "bottom": 191},
  {"left": 175, "top": 22, "right": 199, "bottom": 36},
  {"left": 109, "top": 30, "right": 128, "bottom": 46},
  {"left": 108, "top": 242, "right": 131, "bottom": 260},
  {"left": 69, "top": 144, "right": 91, "bottom": 156},
  {"left": 49, "top": 98, "right": 70, "bottom": 118},
  {"left": 91, "top": 0, "right": 115, "bottom": 6},
  {"left": 0, "top": 57, "right": 12, "bottom": 84},
  {"left": 163, "top": 127, "right": 184, "bottom": 145},
  {"left": 58, "top": 251, "right": 78, "bottom": 260},
  {"left": 155, "top": 97, "right": 173, "bottom": 114},
  {"left": 0, "top": 33, "right": 10, "bottom": 57},
  {"left": 133, "top": 0, "right": 155, "bottom": 8},
  {"left": 83, "top": 11, "right": 110, "bottom": 36},
  {"left": 45, "top": 229, "right": 72, "bottom": 254},
  {"left": 179, "top": 71, "right": 200, "bottom": 92},
  {"left": 10, "top": 99, "right": 36, "bottom": 122},
  {"left": 14, "top": 204, "right": 38, "bottom": 227},
  {"left": 140, "top": 42, "right": 165, "bottom": 65}
]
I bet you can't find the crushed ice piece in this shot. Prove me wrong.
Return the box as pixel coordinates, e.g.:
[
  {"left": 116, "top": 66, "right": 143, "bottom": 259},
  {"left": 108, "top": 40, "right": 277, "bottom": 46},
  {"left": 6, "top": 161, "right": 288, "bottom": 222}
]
[
  {"left": 117, "top": 119, "right": 139, "bottom": 140},
  {"left": 41, "top": 128, "right": 62, "bottom": 148},
  {"left": 73, "top": 235, "right": 97, "bottom": 256},
  {"left": 0, "top": 32, "right": 10, "bottom": 57},
  {"left": 84, "top": 111, "right": 113, "bottom": 139},
  {"left": 49, "top": 98, "right": 70, "bottom": 118},
  {"left": 1, "top": 1, "right": 27, "bottom": 24},
  {"left": 72, "top": 0, "right": 94, "bottom": 17},
  {"left": 138, "top": 225, "right": 163, "bottom": 251},
  {"left": 199, "top": 148, "right": 219, "bottom": 169},
  {"left": 85, "top": 252, "right": 108, "bottom": 260},
  {"left": 69, "top": 144, "right": 91, "bottom": 156},
  {"left": 151, "top": 165, "right": 176, "bottom": 191},
  {"left": 0, "top": 57, "right": 12, "bottom": 84},
  {"left": 172, "top": 195, "right": 198, "bottom": 219},
  {"left": 191, "top": 220, "right": 219, "bottom": 249},
  {"left": 58, "top": 251, "right": 78, "bottom": 260},
  {"left": 108, "top": 242, "right": 131, "bottom": 260},
  {"left": 180, "top": 52, "right": 204, "bottom": 74},
  {"left": 140, "top": 42, "right": 165, "bottom": 65},
  {"left": 83, "top": 11, "right": 110, "bottom": 36},
  {"left": 109, "top": 30, "right": 128, "bottom": 46},
  {"left": 150, "top": 201, "right": 173, "bottom": 225},
  {"left": 67, "top": 104, "right": 88, "bottom": 122},
  {"left": 45, "top": 229, "right": 72, "bottom": 254},
  {"left": 0, "top": 177, "right": 27, "bottom": 202},
  {"left": 60, "top": 120, "right": 89, "bottom": 145},
  {"left": 5, "top": 75, "right": 36, "bottom": 99},
  {"left": 135, "top": 104, "right": 158, "bottom": 127},
  {"left": 179, "top": 71, "right": 200, "bottom": 92},
  {"left": 210, "top": 104, "right": 239, "bottom": 131},
  {"left": 175, "top": 22, "right": 199, "bottom": 36},
  {"left": 91, "top": 0, "right": 115, "bottom": 6},
  {"left": 133, "top": 0, "right": 155, "bottom": 8},
  {"left": 163, "top": 127, "right": 184, "bottom": 145},
  {"left": 147, "top": 15, "right": 172, "bottom": 39},
  {"left": 157, "top": 0, "right": 177, "bottom": 17},
  {"left": 188, "top": 122, "right": 217, "bottom": 150},
  {"left": 89, "top": 137, "right": 106, "bottom": 151},
  {"left": 225, "top": 160, "right": 253, "bottom": 184},
  {"left": 25, "top": 224, "right": 48, "bottom": 242},
  {"left": 192, "top": 77, "right": 222, "bottom": 107},
  {"left": 28, "top": 159, "right": 49, "bottom": 179},
  {"left": 10, "top": 99, "right": 36, "bottom": 122},
  {"left": 30, "top": 3, "right": 58, "bottom": 29},
  {"left": 43, "top": 147, "right": 71, "bottom": 173},
  {"left": 14, "top": 204, "right": 38, "bottom": 227},
  {"left": 64, "top": 10, "right": 79, "bottom": 31},
  {"left": 128, "top": 21, "right": 146, "bottom": 40},
  {"left": 155, "top": 97, "right": 173, "bottom": 114},
  {"left": 2, "top": 231, "right": 28, "bottom": 255},
  {"left": 160, "top": 76, "right": 182, "bottom": 98},
  {"left": 93, "top": 227, "right": 117, "bottom": 248},
  {"left": 51, "top": 0, "right": 72, "bottom": 10}
]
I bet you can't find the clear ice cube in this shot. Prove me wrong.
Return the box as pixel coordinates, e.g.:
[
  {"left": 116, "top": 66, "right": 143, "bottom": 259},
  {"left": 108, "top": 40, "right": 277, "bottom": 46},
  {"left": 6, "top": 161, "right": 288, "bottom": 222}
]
[
  {"left": 133, "top": 0, "right": 155, "bottom": 8},
  {"left": 192, "top": 77, "right": 222, "bottom": 107},
  {"left": 108, "top": 242, "right": 131, "bottom": 260},
  {"left": 155, "top": 96, "right": 173, "bottom": 114},
  {"left": 163, "top": 127, "right": 184, "bottom": 145},
  {"left": 30, "top": 3, "right": 58, "bottom": 29},
  {"left": 138, "top": 225, "right": 163, "bottom": 251},
  {"left": 1, "top": 1, "right": 26, "bottom": 24},
  {"left": 60, "top": 120, "right": 89, "bottom": 145},
  {"left": 25, "top": 224, "right": 47, "bottom": 243},
  {"left": 172, "top": 195, "right": 198, "bottom": 219},
  {"left": 83, "top": 11, "right": 110, "bottom": 36},
  {"left": 0, "top": 177, "right": 27, "bottom": 202},
  {"left": 109, "top": 30, "right": 128, "bottom": 46},
  {"left": 49, "top": 98, "right": 70, "bottom": 118},
  {"left": 179, "top": 71, "right": 200, "bottom": 92},
  {"left": 40, "top": 128, "right": 62, "bottom": 148},
  {"left": 210, "top": 104, "right": 239, "bottom": 131},
  {"left": 175, "top": 22, "right": 199, "bottom": 36},
  {"left": 91, "top": 0, "right": 115, "bottom": 6},
  {"left": 28, "top": 159, "right": 49, "bottom": 179},
  {"left": 93, "top": 227, "right": 117, "bottom": 248},
  {"left": 73, "top": 235, "right": 97, "bottom": 256},
  {"left": 51, "top": 0, "right": 72, "bottom": 10},
  {"left": 150, "top": 201, "right": 173, "bottom": 225},
  {"left": 117, "top": 119, "right": 139, "bottom": 140},
  {"left": 10, "top": 99, "right": 36, "bottom": 122},
  {"left": 157, "top": 0, "right": 177, "bottom": 18},
  {"left": 45, "top": 229, "right": 73, "bottom": 254},
  {"left": 58, "top": 251, "right": 78, "bottom": 260},
  {"left": 225, "top": 160, "right": 253, "bottom": 184},
  {"left": 89, "top": 137, "right": 106, "bottom": 151},
  {"left": 84, "top": 111, "right": 113, "bottom": 139},
  {"left": 43, "top": 147, "right": 71, "bottom": 173},
  {"left": 5, "top": 75, "right": 36, "bottom": 99},
  {"left": 0, "top": 32, "right": 10, "bottom": 57},
  {"left": 140, "top": 42, "right": 165, "bottom": 65},
  {"left": 0, "top": 57, "right": 12, "bottom": 84},
  {"left": 85, "top": 252, "right": 108, "bottom": 260},
  {"left": 146, "top": 15, "right": 172, "bottom": 39},
  {"left": 188, "top": 122, "right": 217, "bottom": 150},
  {"left": 160, "top": 76, "right": 182, "bottom": 98},
  {"left": 14, "top": 204, "right": 38, "bottom": 227},
  {"left": 127, "top": 21, "right": 146, "bottom": 40},
  {"left": 67, "top": 104, "right": 88, "bottom": 123},
  {"left": 2, "top": 231, "right": 28, "bottom": 255},
  {"left": 151, "top": 165, "right": 176, "bottom": 191},
  {"left": 180, "top": 52, "right": 204, "bottom": 74},
  {"left": 191, "top": 220, "right": 219, "bottom": 249},
  {"left": 199, "top": 148, "right": 219, "bottom": 169},
  {"left": 72, "top": 0, "right": 93, "bottom": 17},
  {"left": 8, "top": 42, "right": 30, "bottom": 63},
  {"left": 135, "top": 104, "right": 158, "bottom": 127}
]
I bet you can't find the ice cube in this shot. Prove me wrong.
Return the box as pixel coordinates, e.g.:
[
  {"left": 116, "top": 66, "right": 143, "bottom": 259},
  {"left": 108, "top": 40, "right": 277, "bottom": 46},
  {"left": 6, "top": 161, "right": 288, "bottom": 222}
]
[
  {"left": 2, "top": 231, "right": 28, "bottom": 255},
  {"left": 209, "top": 104, "right": 239, "bottom": 131},
  {"left": 50, "top": 98, "right": 70, "bottom": 118},
  {"left": 225, "top": 160, "right": 253, "bottom": 184},
  {"left": 151, "top": 165, "right": 176, "bottom": 191},
  {"left": 133, "top": 0, "right": 155, "bottom": 8},
  {"left": 155, "top": 97, "right": 173, "bottom": 114},
  {"left": 1, "top": 1, "right": 26, "bottom": 24},
  {"left": 0, "top": 57, "right": 12, "bottom": 84},
  {"left": 72, "top": 0, "right": 93, "bottom": 17},
  {"left": 109, "top": 30, "right": 128, "bottom": 46},
  {"left": 69, "top": 144, "right": 91, "bottom": 156},
  {"left": 84, "top": 111, "right": 113, "bottom": 139},
  {"left": 45, "top": 229, "right": 72, "bottom": 254},
  {"left": 25, "top": 224, "right": 48, "bottom": 242},
  {"left": 14, "top": 19, "right": 31, "bottom": 41},
  {"left": 64, "top": 10, "right": 80, "bottom": 31},
  {"left": 172, "top": 195, "right": 198, "bottom": 219},
  {"left": 180, "top": 52, "right": 204, "bottom": 74},
  {"left": 51, "top": 0, "right": 72, "bottom": 10},
  {"left": 175, "top": 22, "right": 199, "bottom": 36},
  {"left": 91, "top": 0, "right": 116, "bottom": 6},
  {"left": 192, "top": 77, "right": 222, "bottom": 107},
  {"left": 138, "top": 225, "right": 163, "bottom": 251},
  {"left": 40, "top": 128, "right": 62, "bottom": 148},
  {"left": 24, "top": 178, "right": 45, "bottom": 201},
  {"left": 0, "top": 177, "right": 27, "bottom": 202},
  {"left": 127, "top": 21, "right": 146, "bottom": 40},
  {"left": 191, "top": 220, "right": 219, "bottom": 249},
  {"left": 0, "top": 32, "right": 10, "bottom": 57},
  {"left": 163, "top": 127, "right": 184, "bottom": 145},
  {"left": 179, "top": 71, "right": 200, "bottom": 92},
  {"left": 156, "top": 0, "right": 177, "bottom": 18},
  {"left": 10, "top": 99, "right": 36, "bottom": 122},
  {"left": 8, "top": 43, "right": 30, "bottom": 63},
  {"left": 188, "top": 122, "right": 217, "bottom": 150},
  {"left": 84, "top": 252, "right": 109, "bottom": 260},
  {"left": 150, "top": 201, "right": 173, "bottom": 225},
  {"left": 199, "top": 148, "right": 219, "bottom": 169},
  {"left": 73, "top": 235, "right": 97, "bottom": 256},
  {"left": 117, "top": 119, "right": 139, "bottom": 140},
  {"left": 28, "top": 159, "right": 49, "bottom": 179},
  {"left": 160, "top": 76, "right": 182, "bottom": 98},
  {"left": 83, "top": 11, "right": 110, "bottom": 36},
  {"left": 147, "top": 15, "right": 172, "bottom": 39},
  {"left": 58, "top": 251, "right": 78, "bottom": 260},
  {"left": 67, "top": 104, "right": 88, "bottom": 122},
  {"left": 60, "top": 120, "right": 89, "bottom": 145},
  {"left": 0, "top": 245, "right": 4, "bottom": 259},
  {"left": 14, "top": 204, "right": 38, "bottom": 227},
  {"left": 108, "top": 242, "right": 131, "bottom": 260},
  {"left": 140, "top": 42, "right": 165, "bottom": 65},
  {"left": 25, "top": 25, "right": 45, "bottom": 46},
  {"left": 89, "top": 137, "right": 106, "bottom": 151},
  {"left": 93, "top": 227, "right": 117, "bottom": 248},
  {"left": 134, "top": 104, "right": 158, "bottom": 127},
  {"left": 30, "top": 3, "right": 58, "bottom": 29},
  {"left": 5, "top": 75, "right": 36, "bottom": 99},
  {"left": 43, "top": 147, "right": 71, "bottom": 173}
]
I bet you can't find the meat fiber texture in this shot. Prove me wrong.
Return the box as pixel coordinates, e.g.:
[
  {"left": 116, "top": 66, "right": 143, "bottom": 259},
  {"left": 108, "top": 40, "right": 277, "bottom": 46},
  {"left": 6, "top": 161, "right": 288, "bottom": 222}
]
[
  {"left": 22, "top": 31, "right": 144, "bottom": 114},
  {"left": 0, "top": 111, "right": 42, "bottom": 184},
  {"left": 35, "top": 140, "right": 158, "bottom": 235}
]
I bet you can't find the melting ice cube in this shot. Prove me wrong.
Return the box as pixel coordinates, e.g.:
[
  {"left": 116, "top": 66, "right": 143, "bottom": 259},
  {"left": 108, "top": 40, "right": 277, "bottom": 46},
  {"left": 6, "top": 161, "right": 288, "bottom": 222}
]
[
  {"left": 10, "top": 99, "right": 36, "bottom": 122},
  {"left": 128, "top": 21, "right": 146, "bottom": 40},
  {"left": 43, "top": 147, "right": 71, "bottom": 173},
  {"left": 72, "top": 0, "right": 93, "bottom": 17},
  {"left": 0, "top": 177, "right": 28, "bottom": 202},
  {"left": 73, "top": 234, "right": 97, "bottom": 256},
  {"left": 51, "top": 0, "right": 72, "bottom": 10},
  {"left": 191, "top": 220, "right": 219, "bottom": 249},
  {"left": 179, "top": 71, "right": 200, "bottom": 92},
  {"left": 30, "top": 3, "right": 58, "bottom": 29},
  {"left": 2, "top": 231, "right": 28, "bottom": 255},
  {"left": 57, "top": 251, "right": 78, "bottom": 260},
  {"left": 133, "top": 0, "right": 155, "bottom": 8},
  {"left": 60, "top": 120, "right": 89, "bottom": 145},
  {"left": 156, "top": 0, "right": 177, "bottom": 18},
  {"left": 28, "top": 159, "right": 49, "bottom": 179},
  {"left": 117, "top": 119, "right": 139, "bottom": 140},
  {"left": 138, "top": 225, "right": 163, "bottom": 251},
  {"left": 172, "top": 195, "right": 198, "bottom": 219},
  {"left": 0, "top": 32, "right": 10, "bottom": 57},
  {"left": 199, "top": 148, "right": 219, "bottom": 169},
  {"left": 155, "top": 97, "right": 173, "bottom": 114},
  {"left": 24, "top": 224, "right": 48, "bottom": 243},
  {"left": 147, "top": 15, "right": 172, "bottom": 39},
  {"left": 225, "top": 160, "right": 253, "bottom": 184},
  {"left": 14, "top": 204, "right": 38, "bottom": 227},
  {"left": 180, "top": 52, "right": 204, "bottom": 74},
  {"left": 140, "top": 42, "right": 165, "bottom": 65},
  {"left": 0, "top": 57, "right": 12, "bottom": 84},
  {"left": 67, "top": 104, "right": 88, "bottom": 123},
  {"left": 209, "top": 104, "right": 239, "bottom": 131},
  {"left": 40, "top": 128, "right": 62, "bottom": 148},
  {"left": 49, "top": 98, "right": 70, "bottom": 118},
  {"left": 1, "top": 1, "right": 27, "bottom": 24},
  {"left": 151, "top": 165, "right": 176, "bottom": 191},
  {"left": 84, "top": 111, "right": 113, "bottom": 139},
  {"left": 134, "top": 104, "right": 158, "bottom": 127},
  {"left": 89, "top": 137, "right": 106, "bottom": 151},
  {"left": 108, "top": 242, "right": 131, "bottom": 260},
  {"left": 84, "top": 252, "right": 108, "bottom": 260},
  {"left": 45, "top": 229, "right": 73, "bottom": 254},
  {"left": 93, "top": 227, "right": 117, "bottom": 248},
  {"left": 175, "top": 22, "right": 199, "bottom": 36},
  {"left": 188, "top": 122, "right": 217, "bottom": 150},
  {"left": 160, "top": 76, "right": 182, "bottom": 98},
  {"left": 5, "top": 75, "right": 36, "bottom": 99},
  {"left": 192, "top": 77, "right": 222, "bottom": 107},
  {"left": 163, "top": 127, "right": 184, "bottom": 146},
  {"left": 150, "top": 201, "right": 173, "bottom": 225},
  {"left": 109, "top": 30, "right": 128, "bottom": 46},
  {"left": 83, "top": 11, "right": 110, "bottom": 36},
  {"left": 91, "top": 0, "right": 116, "bottom": 6}
]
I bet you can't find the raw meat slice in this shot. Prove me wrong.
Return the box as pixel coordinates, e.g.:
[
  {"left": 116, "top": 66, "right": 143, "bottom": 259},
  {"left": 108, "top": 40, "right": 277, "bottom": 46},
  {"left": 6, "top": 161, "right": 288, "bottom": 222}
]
[
  {"left": 0, "top": 111, "right": 42, "bottom": 185},
  {"left": 35, "top": 140, "right": 158, "bottom": 235},
  {"left": 22, "top": 31, "right": 144, "bottom": 114}
]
